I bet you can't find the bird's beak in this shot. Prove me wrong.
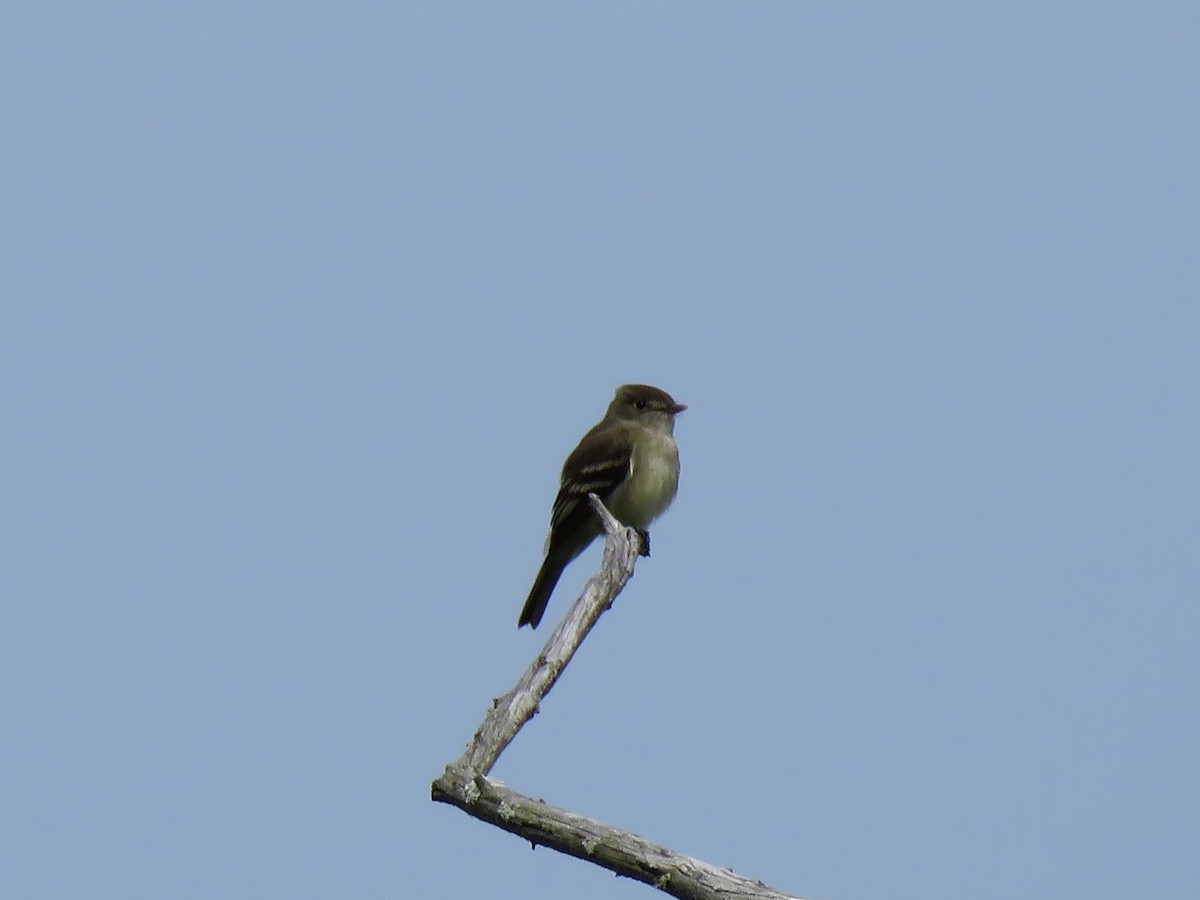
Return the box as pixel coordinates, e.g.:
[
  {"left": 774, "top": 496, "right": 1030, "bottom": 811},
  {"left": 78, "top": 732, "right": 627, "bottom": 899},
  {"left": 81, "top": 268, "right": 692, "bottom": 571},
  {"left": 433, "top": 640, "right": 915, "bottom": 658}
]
[{"left": 669, "top": 402, "right": 688, "bottom": 414}]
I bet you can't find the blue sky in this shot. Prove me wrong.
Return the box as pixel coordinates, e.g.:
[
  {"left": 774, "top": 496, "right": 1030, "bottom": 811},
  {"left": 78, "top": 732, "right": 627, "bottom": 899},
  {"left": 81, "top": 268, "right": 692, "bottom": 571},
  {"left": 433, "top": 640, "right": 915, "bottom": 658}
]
[{"left": 3, "top": 3, "right": 1197, "bottom": 899}]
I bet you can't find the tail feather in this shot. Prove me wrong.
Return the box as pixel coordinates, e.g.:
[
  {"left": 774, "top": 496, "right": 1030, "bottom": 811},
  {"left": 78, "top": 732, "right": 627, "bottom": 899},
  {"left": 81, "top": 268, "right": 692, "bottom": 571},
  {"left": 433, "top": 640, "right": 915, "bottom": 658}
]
[{"left": 518, "top": 554, "right": 567, "bottom": 629}]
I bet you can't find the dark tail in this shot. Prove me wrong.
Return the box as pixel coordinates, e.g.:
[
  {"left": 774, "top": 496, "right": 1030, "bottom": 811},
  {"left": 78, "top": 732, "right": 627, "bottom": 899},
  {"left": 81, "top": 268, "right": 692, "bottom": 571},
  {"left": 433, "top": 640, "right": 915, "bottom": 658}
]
[{"left": 518, "top": 553, "right": 568, "bottom": 629}]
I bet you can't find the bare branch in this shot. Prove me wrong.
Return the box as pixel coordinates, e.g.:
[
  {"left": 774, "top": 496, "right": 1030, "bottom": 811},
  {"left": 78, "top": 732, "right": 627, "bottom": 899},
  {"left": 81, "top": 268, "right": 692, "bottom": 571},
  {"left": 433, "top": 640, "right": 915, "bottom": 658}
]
[
  {"left": 431, "top": 494, "right": 803, "bottom": 899},
  {"left": 431, "top": 767, "right": 804, "bottom": 900},
  {"left": 452, "top": 494, "right": 641, "bottom": 775}
]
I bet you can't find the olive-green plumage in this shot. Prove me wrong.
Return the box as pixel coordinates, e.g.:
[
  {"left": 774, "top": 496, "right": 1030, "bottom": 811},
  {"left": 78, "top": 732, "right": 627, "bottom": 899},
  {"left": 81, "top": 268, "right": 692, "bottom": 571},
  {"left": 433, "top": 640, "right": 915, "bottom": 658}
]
[{"left": 519, "top": 384, "right": 685, "bottom": 629}]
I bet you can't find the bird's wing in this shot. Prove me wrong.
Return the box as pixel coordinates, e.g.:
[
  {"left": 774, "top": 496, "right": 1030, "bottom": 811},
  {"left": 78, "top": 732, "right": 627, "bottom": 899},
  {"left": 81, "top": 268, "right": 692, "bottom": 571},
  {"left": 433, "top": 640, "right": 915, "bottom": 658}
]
[{"left": 547, "top": 424, "right": 634, "bottom": 541}]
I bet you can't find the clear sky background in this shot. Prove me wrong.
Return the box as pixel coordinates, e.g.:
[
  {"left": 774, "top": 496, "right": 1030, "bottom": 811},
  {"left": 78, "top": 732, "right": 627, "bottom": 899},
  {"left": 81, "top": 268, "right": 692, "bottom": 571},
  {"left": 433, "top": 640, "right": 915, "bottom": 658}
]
[{"left": 3, "top": 3, "right": 1197, "bottom": 899}]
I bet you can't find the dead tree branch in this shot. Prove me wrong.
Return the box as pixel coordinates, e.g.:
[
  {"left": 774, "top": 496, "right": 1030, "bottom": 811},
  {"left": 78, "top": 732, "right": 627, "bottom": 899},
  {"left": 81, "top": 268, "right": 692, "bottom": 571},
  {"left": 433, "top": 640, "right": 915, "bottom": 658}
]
[{"left": 431, "top": 494, "right": 803, "bottom": 900}]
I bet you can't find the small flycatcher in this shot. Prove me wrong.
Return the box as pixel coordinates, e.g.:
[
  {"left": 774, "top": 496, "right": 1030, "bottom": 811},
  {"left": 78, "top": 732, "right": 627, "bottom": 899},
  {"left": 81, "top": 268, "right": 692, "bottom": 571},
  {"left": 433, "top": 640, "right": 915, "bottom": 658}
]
[{"left": 518, "top": 383, "right": 686, "bottom": 629}]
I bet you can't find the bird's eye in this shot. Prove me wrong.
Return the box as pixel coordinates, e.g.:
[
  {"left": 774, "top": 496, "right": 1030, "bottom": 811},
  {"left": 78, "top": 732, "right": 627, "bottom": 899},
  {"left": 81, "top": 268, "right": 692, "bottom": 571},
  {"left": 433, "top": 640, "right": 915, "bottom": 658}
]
[{"left": 634, "top": 399, "right": 648, "bottom": 410}]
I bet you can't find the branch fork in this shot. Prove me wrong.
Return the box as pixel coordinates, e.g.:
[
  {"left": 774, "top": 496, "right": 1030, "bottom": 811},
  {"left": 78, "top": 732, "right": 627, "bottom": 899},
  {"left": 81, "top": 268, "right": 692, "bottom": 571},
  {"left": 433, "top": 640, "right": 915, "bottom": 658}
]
[{"left": 431, "top": 495, "right": 802, "bottom": 900}]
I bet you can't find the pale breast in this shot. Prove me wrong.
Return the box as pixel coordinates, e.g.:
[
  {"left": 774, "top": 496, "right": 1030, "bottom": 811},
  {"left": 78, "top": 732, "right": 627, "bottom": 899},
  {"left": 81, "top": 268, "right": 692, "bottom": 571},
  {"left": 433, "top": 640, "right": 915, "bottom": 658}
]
[{"left": 611, "top": 431, "right": 680, "bottom": 528}]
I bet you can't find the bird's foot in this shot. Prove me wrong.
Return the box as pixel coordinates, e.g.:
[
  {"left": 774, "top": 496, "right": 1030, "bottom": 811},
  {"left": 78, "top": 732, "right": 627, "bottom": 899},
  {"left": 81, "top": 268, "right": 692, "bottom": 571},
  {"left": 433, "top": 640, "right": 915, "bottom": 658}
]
[{"left": 636, "top": 528, "right": 651, "bottom": 558}]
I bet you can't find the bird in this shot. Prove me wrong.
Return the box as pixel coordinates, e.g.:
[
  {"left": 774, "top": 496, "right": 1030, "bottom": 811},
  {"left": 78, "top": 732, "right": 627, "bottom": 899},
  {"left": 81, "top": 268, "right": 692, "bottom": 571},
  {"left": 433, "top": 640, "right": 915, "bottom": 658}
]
[{"left": 518, "top": 383, "right": 686, "bottom": 629}]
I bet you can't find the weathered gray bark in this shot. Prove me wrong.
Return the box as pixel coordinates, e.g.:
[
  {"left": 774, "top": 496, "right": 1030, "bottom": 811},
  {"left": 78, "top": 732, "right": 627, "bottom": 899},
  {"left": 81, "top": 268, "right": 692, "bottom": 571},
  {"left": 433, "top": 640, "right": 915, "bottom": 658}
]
[{"left": 431, "top": 495, "right": 803, "bottom": 900}]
